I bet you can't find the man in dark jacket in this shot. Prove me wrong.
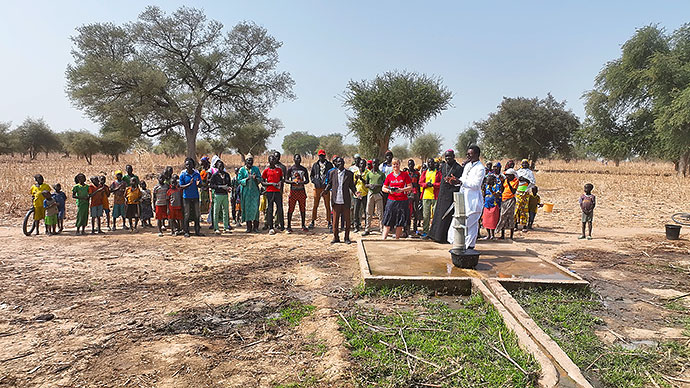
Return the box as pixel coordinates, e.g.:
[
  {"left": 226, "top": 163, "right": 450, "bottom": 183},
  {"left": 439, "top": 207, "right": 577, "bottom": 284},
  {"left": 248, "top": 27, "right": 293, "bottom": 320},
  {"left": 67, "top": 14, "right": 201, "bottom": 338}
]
[
  {"left": 309, "top": 149, "right": 334, "bottom": 229},
  {"left": 429, "top": 150, "right": 465, "bottom": 243},
  {"left": 323, "top": 157, "right": 357, "bottom": 244}
]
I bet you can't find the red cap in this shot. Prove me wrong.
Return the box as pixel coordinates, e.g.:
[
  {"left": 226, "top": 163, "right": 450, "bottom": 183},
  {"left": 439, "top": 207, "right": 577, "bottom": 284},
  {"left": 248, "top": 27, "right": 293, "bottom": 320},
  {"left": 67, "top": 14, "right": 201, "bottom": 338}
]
[{"left": 317, "top": 149, "right": 326, "bottom": 156}]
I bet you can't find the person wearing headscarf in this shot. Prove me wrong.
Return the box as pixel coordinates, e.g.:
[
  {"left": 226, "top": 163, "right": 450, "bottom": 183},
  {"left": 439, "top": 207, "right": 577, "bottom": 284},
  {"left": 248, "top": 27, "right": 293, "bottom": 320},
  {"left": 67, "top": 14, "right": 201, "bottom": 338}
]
[
  {"left": 238, "top": 153, "right": 262, "bottom": 232},
  {"left": 429, "top": 150, "right": 464, "bottom": 243},
  {"left": 205, "top": 155, "right": 221, "bottom": 225},
  {"left": 496, "top": 168, "right": 518, "bottom": 239},
  {"left": 199, "top": 156, "right": 211, "bottom": 218},
  {"left": 515, "top": 159, "right": 536, "bottom": 231}
]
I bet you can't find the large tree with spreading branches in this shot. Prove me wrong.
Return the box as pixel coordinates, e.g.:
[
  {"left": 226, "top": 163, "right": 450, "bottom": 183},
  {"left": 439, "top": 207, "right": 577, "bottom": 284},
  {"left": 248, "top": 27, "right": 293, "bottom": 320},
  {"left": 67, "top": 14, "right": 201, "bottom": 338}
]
[
  {"left": 581, "top": 24, "right": 690, "bottom": 175},
  {"left": 66, "top": 6, "right": 295, "bottom": 159},
  {"left": 344, "top": 71, "right": 452, "bottom": 159}
]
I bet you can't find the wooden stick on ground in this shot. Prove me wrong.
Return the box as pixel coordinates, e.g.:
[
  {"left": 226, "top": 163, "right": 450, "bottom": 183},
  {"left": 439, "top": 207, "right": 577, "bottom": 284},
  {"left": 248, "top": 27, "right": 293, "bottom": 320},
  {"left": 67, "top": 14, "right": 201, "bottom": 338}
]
[
  {"left": 666, "top": 292, "right": 690, "bottom": 302},
  {"left": 489, "top": 344, "right": 528, "bottom": 376},
  {"left": 336, "top": 310, "right": 353, "bottom": 331},
  {"left": 378, "top": 340, "right": 441, "bottom": 369},
  {"left": 660, "top": 374, "right": 690, "bottom": 384},
  {"left": 644, "top": 370, "right": 661, "bottom": 388},
  {"left": 399, "top": 328, "right": 413, "bottom": 374},
  {"left": 0, "top": 352, "right": 34, "bottom": 363}
]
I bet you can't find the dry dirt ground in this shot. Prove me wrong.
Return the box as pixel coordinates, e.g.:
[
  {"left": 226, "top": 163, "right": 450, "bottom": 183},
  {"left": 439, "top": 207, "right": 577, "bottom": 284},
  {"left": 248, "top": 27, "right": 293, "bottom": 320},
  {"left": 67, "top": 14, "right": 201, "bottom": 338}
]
[{"left": 0, "top": 157, "right": 689, "bottom": 387}]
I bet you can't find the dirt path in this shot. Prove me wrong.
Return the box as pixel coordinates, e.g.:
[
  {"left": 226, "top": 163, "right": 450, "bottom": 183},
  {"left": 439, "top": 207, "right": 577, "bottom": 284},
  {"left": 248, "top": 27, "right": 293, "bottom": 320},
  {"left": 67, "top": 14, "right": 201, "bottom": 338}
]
[{"left": 0, "top": 224, "right": 360, "bottom": 388}]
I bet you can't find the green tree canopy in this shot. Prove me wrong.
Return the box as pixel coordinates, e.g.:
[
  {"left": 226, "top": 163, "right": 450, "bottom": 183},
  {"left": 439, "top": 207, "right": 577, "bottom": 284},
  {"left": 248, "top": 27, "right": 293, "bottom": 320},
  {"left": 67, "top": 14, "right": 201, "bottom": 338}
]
[
  {"left": 282, "top": 131, "right": 320, "bottom": 156},
  {"left": 99, "top": 117, "right": 137, "bottom": 162},
  {"left": 476, "top": 94, "right": 580, "bottom": 164},
  {"left": 391, "top": 144, "right": 411, "bottom": 160},
  {"left": 411, "top": 133, "right": 443, "bottom": 161},
  {"left": 583, "top": 24, "right": 690, "bottom": 174},
  {"left": 344, "top": 70, "right": 452, "bottom": 158},
  {"left": 196, "top": 139, "right": 213, "bottom": 158},
  {"left": 0, "top": 122, "right": 16, "bottom": 155},
  {"left": 455, "top": 128, "right": 479, "bottom": 153},
  {"left": 318, "top": 133, "right": 347, "bottom": 158},
  {"left": 205, "top": 136, "right": 229, "bottom": 157},
  {"left": 63, "top": 130, "right": 101, "bottom": 164},
  {"left": 221, "top": 119, "right": 280, "bottom": 161},
  {"left": 99, "top": 133, "right": 130, "bottom": 162},
  {"left": 14, "top": 118, "right": 61, "bottom": 159},
  {"left": 154, "top": 131, "right": 186, "bottom": 157},
  {"left": 66, "top": 6, "right": 295, "bottom": 159}
]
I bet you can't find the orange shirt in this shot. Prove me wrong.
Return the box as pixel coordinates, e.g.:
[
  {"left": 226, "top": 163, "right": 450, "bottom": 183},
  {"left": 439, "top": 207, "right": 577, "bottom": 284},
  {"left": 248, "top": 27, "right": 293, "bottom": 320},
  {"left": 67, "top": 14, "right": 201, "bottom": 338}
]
[
  {"left": 502, "top": 178, "right": 519, "bottom": 201},
  {"left": 101, "top": 185, "right": 110, "bottom": 208},
  {"left": 125, "top": 187, "right": 141, "bottom": 205},
  {"left": 89, "top": 185, "right": 105, "bottom": 208}
]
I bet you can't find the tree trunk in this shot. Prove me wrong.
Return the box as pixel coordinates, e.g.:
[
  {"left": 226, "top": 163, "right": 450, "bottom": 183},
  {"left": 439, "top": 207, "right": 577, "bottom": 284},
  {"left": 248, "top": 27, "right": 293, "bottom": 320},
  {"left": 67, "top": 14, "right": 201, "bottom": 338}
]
[
  {"left": 376, "top": 132, "right": 392, "bottom": 160},
  {"left": 614, "top": 159, "right": 620, "bottom": 167},
  {"left": 184, "top": 119, "right": 198, "bottom": 160},
  {"left": 86, "top": 154, "right": 92, "bottom": 165},
  {"left": 677, "top": 150, "right": 690, "bottom": 177}
]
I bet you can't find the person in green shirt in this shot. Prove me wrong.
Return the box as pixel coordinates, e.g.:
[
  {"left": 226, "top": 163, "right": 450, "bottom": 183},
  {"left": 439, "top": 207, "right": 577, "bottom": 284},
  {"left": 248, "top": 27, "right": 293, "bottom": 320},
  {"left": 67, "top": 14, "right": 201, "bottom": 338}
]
[
  {"left": 362, "top": 158, "right": 386, "bottom": 236},
  {"left": 72, "top": 173, "right": 90, "bottom": 235},
  {"left": 122, "top": 164, "right": 139, "bottom": 185}
]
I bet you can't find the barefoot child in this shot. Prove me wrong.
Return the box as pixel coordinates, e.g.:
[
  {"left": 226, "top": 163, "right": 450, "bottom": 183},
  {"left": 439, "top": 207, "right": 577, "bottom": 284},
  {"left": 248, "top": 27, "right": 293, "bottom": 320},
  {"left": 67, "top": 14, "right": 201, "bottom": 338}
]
[
  {"left": 579, "top": 183, "right": 596, "bottom": 240},
  {"left": 30, "top": 174, "right": 51, "bottom": 235},
  {"left": 72, "top": 173, "right": 89, "bottom": 235},
  {"left": 167, "top": 175, "right": 183, "bottom": 236},
  {"left": 527, "top": 186, "right": 543, "bottom": 230},
  {"left": 153, "top": 175, "right": 169, "bottom": 237},
  {"left": 139, "top": 181, "right": 154, "bottom": 228},
  {"left": 99, "top": 176, "right": 111, "bottom": 231},
  {"left": 482, "top": 174, "right": 501, "bottom": 240},
  {"left": 42, "top": 191, "right": 58, "bottom": 235},
  {"left": 110, "top": 171, "right": 127, "bottom": 230},
  {"left": 88, "top": 176, "right": 106, "bottom": 234},
  {"left": 52, "top": 184, "right": 67, "bottom": 233},
  {"left": 125, "top": 179, "right": 142, "bottom": 232}
]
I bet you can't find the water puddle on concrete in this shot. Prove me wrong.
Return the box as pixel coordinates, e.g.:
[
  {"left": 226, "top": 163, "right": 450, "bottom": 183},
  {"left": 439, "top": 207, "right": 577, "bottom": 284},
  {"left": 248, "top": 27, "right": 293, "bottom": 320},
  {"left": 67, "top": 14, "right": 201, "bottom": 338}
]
[{"left": 364, "top": 240, "right": 577, "bottom": 281}]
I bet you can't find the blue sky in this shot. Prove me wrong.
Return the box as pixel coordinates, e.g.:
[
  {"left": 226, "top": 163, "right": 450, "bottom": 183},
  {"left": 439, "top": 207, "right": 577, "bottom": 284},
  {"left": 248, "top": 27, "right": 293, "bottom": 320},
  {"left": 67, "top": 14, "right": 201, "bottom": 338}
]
[{"left": 1, "top": 1, "right": 688, "bottom": 151}]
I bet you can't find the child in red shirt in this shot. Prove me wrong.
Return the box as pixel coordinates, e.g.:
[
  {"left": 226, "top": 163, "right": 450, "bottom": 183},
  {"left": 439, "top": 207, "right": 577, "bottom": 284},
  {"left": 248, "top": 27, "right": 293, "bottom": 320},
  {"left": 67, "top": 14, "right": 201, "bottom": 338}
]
[{"left": 167, "top": 175, "right": 183, "bottom": 236}]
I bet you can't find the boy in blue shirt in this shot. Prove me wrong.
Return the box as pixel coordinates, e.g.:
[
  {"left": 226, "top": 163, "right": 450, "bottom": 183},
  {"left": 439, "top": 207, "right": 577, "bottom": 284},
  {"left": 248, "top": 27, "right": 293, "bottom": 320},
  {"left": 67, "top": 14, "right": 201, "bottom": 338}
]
[
  {"left": 52, "top": 183, "right": 67, "bottom": 233},
  {"left": 179, "top": 157, "right": 203, "bottom": 237}
]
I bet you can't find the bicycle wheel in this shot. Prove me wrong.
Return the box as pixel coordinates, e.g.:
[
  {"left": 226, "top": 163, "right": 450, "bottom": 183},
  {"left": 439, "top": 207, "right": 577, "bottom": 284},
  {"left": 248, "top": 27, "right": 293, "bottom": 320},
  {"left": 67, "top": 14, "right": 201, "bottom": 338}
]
[
  {"left": 23, "top": 208, "right": 36, "bottom": 236},
  {"left": 671, "top": 212, "right": 690, "bottom": 226}
]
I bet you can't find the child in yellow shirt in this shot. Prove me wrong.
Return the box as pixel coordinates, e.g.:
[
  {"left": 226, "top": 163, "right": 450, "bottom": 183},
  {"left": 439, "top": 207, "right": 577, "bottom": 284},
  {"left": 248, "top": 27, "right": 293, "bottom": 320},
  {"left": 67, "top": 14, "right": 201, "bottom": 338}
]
[{"left": 30, "top": 174, "right": 51, "bottom": 235}]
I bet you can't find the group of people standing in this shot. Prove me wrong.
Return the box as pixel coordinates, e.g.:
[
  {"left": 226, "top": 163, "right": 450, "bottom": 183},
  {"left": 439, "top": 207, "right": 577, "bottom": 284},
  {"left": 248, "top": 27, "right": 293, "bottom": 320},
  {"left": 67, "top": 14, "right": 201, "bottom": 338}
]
[{"left": 27, "top": 146, "right": 542, "bottom": 249}]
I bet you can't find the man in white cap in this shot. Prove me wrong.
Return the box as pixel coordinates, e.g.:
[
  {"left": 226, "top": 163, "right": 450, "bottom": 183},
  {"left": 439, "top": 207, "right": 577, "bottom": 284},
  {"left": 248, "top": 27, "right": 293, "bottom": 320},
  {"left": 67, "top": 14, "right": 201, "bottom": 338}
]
[{"left": 448, "top": 145, "right": 485, "bottom": 249}]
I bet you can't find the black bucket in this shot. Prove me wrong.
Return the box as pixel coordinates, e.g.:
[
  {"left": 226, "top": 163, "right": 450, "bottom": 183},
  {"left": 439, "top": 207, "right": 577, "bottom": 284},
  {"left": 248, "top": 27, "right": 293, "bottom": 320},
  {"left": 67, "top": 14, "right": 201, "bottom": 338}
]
[{"left": 665, "top": 224, "right": 681, "bottom": 240}]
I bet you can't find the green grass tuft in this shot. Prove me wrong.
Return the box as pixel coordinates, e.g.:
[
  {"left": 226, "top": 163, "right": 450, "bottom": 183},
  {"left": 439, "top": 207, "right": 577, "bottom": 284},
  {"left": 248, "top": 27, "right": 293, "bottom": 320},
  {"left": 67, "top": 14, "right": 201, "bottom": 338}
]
[
  {"left": 512, "top": 288, "right": 690, "bottom": 388},
  {"left": 339, "top": 292, "right": 540, "bottom": 387},
  {"left": 272, "top": 301, "right": 315, "bottom": 327},
  {"left": 352, "top": 282, "right": 431, "bottom": 299}
]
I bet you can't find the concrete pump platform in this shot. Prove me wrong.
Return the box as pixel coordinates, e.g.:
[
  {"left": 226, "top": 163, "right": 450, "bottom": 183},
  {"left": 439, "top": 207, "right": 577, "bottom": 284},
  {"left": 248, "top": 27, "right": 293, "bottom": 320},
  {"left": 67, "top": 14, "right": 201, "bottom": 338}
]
[
  {"left": 358, "top": 239, "right": 588, "bottom": 292},
  {"left": 357, "top": 238, "right": 593, "bottom": 388}
]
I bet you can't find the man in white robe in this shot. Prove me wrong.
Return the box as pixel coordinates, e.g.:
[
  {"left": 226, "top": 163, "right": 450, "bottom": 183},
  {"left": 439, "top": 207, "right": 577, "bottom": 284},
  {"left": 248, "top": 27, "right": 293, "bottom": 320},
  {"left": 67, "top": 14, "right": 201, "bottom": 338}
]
[{"left": 447, "top": 145, "right": 485, "bottom": 249}]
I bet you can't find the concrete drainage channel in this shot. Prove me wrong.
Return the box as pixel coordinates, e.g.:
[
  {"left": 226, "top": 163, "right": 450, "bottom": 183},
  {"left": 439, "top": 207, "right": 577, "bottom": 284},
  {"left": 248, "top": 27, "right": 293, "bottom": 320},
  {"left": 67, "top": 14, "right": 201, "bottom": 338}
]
[{"left": 358, "top": 239, "right": 593, "bottom": 388}]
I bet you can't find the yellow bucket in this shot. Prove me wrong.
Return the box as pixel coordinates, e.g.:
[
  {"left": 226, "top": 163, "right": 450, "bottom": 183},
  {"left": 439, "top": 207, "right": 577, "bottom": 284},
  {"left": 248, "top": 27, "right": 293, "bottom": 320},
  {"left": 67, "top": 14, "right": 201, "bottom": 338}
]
[{"left": 543, "top": 202, "right": 554, "bottom": 213}]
